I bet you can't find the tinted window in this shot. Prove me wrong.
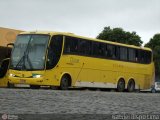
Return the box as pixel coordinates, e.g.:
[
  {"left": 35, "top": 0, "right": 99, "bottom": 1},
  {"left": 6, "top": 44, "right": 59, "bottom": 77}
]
[
  {"left": 107, "top": 44, "right": 117, "bottom": 59},
  {"left": 92, "top": 42, "right": 105, "bottom": 57},
  {"left": 137, "top": 50, "right": 151, "bottom": 64},
  {"left": 46, "top": 35, "right": 63, "bottom": 69},
  {"left": 137, "top": 50, "right": 145, "bottom": 63},
  {"left": 79, "top": 39, "right": 91, "bottom": 55},
  {"left": 128, "top": 49, "right": 136, "bottom": 61},
  {"left": 144, "top": 51, "right": 151, "bottom": 64},
  {"left": 64, "top": 36, "right": 78, "bottom": 54},
  {"left": 63, "top": 36, "right": 152, "bottom": 64},
  {"left": 115, "top": 46, "right": 120, "bottom": 59},
  {"left": 135, "top": 50, "right": 152, "bottom": 64},
  {"left": 120, "top": 47, "right": 128, "bottom": 60}
]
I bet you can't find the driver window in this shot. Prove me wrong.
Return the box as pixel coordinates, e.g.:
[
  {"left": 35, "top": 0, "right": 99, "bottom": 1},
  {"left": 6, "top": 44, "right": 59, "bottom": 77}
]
[{"left": 46, "top": 35, "right": 63, "bottom": 69}]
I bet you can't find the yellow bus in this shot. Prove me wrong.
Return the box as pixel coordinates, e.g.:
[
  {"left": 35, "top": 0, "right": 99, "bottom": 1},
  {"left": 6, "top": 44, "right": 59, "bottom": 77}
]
[
  {"left": 8, "top": 31, "right": 154, "bottom": 91},
  {"left": 0, "top": 27, "right": 23, "bottom": 87},
  {"left": 0, "top": 52, "right": 11, "bottom": 87}
]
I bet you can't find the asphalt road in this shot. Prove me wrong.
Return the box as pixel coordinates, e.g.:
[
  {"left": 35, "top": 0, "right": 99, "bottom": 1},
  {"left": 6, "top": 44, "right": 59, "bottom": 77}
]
[{"left": 0, "top": 88, "right": 160, "bottom": 119}]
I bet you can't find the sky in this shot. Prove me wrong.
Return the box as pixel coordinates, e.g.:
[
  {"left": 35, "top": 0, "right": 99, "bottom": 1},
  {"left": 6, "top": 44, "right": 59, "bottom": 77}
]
[{"left": 0, "top": 0, "right": 160, "bottom": 45}]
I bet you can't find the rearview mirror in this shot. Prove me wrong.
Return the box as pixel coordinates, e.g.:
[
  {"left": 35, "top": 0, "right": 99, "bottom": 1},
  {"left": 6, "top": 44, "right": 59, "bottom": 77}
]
[{"left": 7, "top": 43, "right": 14, "bottom": 47}]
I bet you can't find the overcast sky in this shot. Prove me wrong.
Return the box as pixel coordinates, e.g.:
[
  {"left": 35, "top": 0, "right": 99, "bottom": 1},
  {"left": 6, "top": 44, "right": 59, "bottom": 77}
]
[{"left": 0, "top": 0, "right": 160, "bottom": 45}]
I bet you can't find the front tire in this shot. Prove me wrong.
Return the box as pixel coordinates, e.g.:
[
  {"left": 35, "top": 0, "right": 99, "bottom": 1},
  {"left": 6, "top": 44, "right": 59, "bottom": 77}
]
[
  {"left": 117, "top": 79, "right": 125, "bottom": 92},
  {"left": 60, "top": 76, "right": 70, "bottom": 90}
]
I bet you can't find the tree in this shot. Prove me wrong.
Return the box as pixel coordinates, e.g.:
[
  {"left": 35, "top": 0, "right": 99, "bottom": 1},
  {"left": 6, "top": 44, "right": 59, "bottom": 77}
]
[
  {"left": 145, "top": 33, "right": 160, "bottom": 80},
  {"left": 97, "top": 26, "right": 143, "bottom": 46}
]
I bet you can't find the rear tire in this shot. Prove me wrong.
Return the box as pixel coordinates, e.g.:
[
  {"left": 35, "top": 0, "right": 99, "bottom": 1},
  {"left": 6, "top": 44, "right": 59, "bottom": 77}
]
[
  {"left": 117, "top": 79, "right": 125, "bottom": 92},
  {"left": 127, "top": 79, "right": 135, "bottom": 92},
  {"left": 60, "top": 76, "right": 70, "bottom": 90},
  {"left": 151, "top": 88, "right": 156, "bottom": 93}
]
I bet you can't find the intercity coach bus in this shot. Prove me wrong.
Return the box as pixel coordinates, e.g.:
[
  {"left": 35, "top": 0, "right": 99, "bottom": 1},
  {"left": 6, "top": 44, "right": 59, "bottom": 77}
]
[
  {"left": 8, "top": 31, "right": 154, "bottom": 91},
  {"left": 0, "top": 47, "right": 11, "bottom": 87},
  {"left": 0, "top": 27, "right": 23, "bottom": 87}
]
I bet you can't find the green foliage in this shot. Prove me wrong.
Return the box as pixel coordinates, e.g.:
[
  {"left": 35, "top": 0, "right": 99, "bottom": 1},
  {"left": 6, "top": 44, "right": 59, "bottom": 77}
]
[
  {"left": 97, "top": 26, "right": 143, "bottom": 46},
  {"left": 145, "top": 34, "right": 160, "bottom": 79}
]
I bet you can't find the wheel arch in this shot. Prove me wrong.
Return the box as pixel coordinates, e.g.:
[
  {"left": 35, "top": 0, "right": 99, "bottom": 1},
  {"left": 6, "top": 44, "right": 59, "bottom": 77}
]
[
  {"left": 116, "top": 77, "right": 126, "bottom": 86},
  {"left": 127, "top": 78, "right": 135, "bottom": 85},
  {"left": 116, "top": 77, "right": 126, "bottom": 92},
  {"left": 60, "top": 72, "right": 72, "bottom": 87}
]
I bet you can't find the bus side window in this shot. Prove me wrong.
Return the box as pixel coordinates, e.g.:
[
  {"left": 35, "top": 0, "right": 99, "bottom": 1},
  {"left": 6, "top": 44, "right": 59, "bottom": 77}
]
[
  {"left": 136, "top": 50, "right": 144, "bottom": 63},
  {"left": 115, "top": 46, "right": 120, "bottom": 60},
  {"left": 144, "top": 51, "right": 151, "bottom": 64},
  {"left": 120, "top": 47, "right": 127, "bottom": 61},
  {"left": 128, "top": 48, "right": 136, "bottom": 62},
  {"left": 92, "top": 42, "right": 104, "bottom": 57},
  {"left": 92, "top": 42, "right": 99, "bottom": 56},
  {"left": 141, "top": 50, "right": 151, "bottom": 64},
  {"left": 99, "top": 43, "right": 105, "bottom": 57},
  {"left": 135, "top": 50, "right": 139, "bottom": 62},
  {"left": 107, "top": 44, "right": 116, "bottom": 59},
  {"left": 64, "top": 36, "right": 78, "bottom": 54},
  {"left": 78, "top": 39, "right": 91, "bottom": 55},
  {"left": 138, "top": 50, "right": 147, "bottom": 63},
  {"left": 104, "top": 45, "right": 108, "bottom": 57},
  {"left": 106, "top": 44, "right": 112, "bottom": 58}
]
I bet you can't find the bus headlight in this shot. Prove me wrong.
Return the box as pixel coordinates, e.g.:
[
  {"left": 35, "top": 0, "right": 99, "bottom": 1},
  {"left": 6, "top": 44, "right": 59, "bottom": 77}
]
[
  {"left": 32, "top": 74, "right": 42, "bottom": 78},
  {"left": 9, "top": 73, "right": 15, "bottom": 77}
]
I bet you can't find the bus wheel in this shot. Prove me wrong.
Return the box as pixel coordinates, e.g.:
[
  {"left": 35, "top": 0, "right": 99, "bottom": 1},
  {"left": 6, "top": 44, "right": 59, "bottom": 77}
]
[
  {"left": 151, "top": 88, "right": 156, "bottom": 93},
  {"left": 127, "top": 79, "right": 135, "bottom": 92},
  {"left": 30, "top": 85, "right": 40, "bottom": 89},
  {"left": 7, "top": 82, "right": 14, "bottom": 88},
  {"left": 60, "top": 75, "right": 70, "bottom": 90},
  {"left": 117, "top": 79, "right": 125, "bottom": 92}
]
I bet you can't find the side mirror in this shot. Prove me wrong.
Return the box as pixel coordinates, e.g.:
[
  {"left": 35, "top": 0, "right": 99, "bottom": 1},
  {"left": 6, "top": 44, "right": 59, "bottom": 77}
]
[
  {"left": 6, "top": 43, "right": 14, "bottom": 58},
  {"left": 7, "top": 43, "right": 14, "bottom": 47}
]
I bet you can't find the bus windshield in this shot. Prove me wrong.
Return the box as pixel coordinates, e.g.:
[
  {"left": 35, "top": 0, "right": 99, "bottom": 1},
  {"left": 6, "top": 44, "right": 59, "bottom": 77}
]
[{"left": 10, "top": 34, "right": 50, "bottom": 70}]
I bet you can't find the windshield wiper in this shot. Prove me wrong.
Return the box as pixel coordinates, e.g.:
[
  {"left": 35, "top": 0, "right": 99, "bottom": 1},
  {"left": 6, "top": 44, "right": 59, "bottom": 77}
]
[
  {"left": 14, "top": 55, "right": 25, "bottom": 70},
  {"left": 14, "top": 50, "right": 33, "bottom": 70}
]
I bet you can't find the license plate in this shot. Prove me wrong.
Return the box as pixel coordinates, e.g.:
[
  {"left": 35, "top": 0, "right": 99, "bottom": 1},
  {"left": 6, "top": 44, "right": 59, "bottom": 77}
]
[
  {"left": 15, "top": 84, "right": 30, "bottom": 87},
  {"left": 20, "top": 79, "right": 26, "bottom": 84}
]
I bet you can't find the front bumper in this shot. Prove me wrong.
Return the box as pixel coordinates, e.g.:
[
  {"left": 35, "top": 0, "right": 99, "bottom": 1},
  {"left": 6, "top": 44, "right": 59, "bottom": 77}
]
[{"left": 8, "top": 76, "right": 45, "bottom": 85}]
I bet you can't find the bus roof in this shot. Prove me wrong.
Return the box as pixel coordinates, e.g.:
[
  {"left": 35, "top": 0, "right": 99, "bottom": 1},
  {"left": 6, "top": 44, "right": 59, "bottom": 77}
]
[{"left": 19, "top": 31, "right": 152, "bottom": 51}]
